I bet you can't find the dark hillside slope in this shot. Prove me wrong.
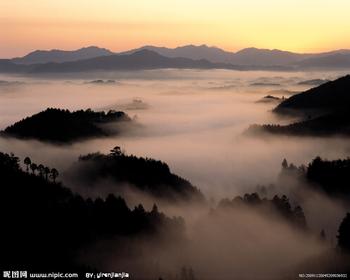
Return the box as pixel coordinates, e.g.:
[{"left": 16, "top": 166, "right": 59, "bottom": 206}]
[
  {"left": 274, "top": 75, "right": 350, "bottom": 115},
  {"left": 72, "top": 148, "right": 205, "bottom": 202},
  {"left": 0, "top": 152, "right": 185, "bottom": 270},
  {"left": 3, "top": 108, "right": 131, "bottom": 143}
]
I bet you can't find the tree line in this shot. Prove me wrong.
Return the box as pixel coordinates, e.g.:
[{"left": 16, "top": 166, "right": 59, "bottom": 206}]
[
  {"left": 0, "top": 151, "right": 184, "bottom": 272},
  {"left": 23, "top": 156, "right": 58, "bottom": 182}
]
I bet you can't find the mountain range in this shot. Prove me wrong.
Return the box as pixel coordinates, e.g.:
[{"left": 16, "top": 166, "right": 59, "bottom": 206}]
[
  {"left": 11, "top": 46, "right": 114, "bottom": 64},
  {"left": 1, "top": 45, "right": 350, "bottom": 72},
  {"left": 0, "top": 50, "right": 238, "bottom": 73},
  {"left": 123, "top": 45, "right": 350, "bottom": 67}
]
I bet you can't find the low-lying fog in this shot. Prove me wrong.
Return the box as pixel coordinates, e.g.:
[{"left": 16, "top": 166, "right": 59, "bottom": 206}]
[
  {"left": 1, "top": 70, "right": 349, "bottom": 197},
  {"left": 2, "top": 69, "right": 350, "bottom": 278}
]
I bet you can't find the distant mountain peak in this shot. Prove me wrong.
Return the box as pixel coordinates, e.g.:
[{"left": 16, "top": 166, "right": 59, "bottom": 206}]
[
  {"left": 236, "top": 47, "right": 295, "bottom": 54},
  {"left": 79, "top": 46, "right": 111, "bottom": 51},
  {"left": 177, "top": 44, "right": 217, "bottom": 49},
  {"left": 130, "top": 49, "right": 161, "bottom": 56},
  {"left": 82, "top": 46, "right": 100, "bottom": 49},
  {"left": 12, "top": 46, "right": 115, "bottom": 64}
]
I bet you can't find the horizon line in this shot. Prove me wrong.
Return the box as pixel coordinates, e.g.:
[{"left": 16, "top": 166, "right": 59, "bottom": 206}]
[{"left": 3, "top": 44, "right": 350, "bottom": 59}]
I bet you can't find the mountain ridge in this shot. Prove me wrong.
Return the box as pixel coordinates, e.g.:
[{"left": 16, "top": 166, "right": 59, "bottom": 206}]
[
  {"left": 7, "top": 44, "right": 350, "bottom": 68},
  {"left": 274, "top": 75, "right": 350, "bottom": 115},
  {"left": 0, "top": 50, "right": 245, "bottom": 73},
  {"left": 246, "top": 75, "right": 350, "bottom": 137},
  {"left": 2, "top": 45, "right": 350, "bottom": 72},
  {"left": 12, "top": 46, "right": 114, "bottom": 64}
]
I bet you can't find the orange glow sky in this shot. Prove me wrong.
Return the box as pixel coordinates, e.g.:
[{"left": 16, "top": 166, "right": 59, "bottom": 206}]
[{"left": 1, "top": 0, "right": 350, "bottom": 58}]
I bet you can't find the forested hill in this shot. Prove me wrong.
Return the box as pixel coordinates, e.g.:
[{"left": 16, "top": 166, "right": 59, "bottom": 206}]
[
  {"left": 247, "top": 111, "right": 350, "bottom": 137},
  {"left": 218, "top": 193, "right": 307, "bottom": 229},
  {"left": 274, "top": 75, "right": 350, "bottom": 116},
  {"left": 247, "top": 75, "right": 350, "bottom": 136},
  {"left": 71, "top": 147, "right": 205, "bottom": 203},
  {"left": 2, "top": 108, "right": 131, "bottom": 143},
  {"left": 0, "top": 151, "right": 185, "bottom": 271}
]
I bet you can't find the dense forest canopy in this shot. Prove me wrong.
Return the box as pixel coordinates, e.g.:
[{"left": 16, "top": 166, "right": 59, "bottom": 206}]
[
  {"left": 307, "top": 157, "right": 350, "bottom": 199},
  {"left": 72, "top": 147, "right": 205, "bottom": 202},
  {"left": 218, "top": 193, "right": 307, "bottom": 229},
  {"left": 274, "top": 75, "right": 350, "bottom": 115},
  {"left": 247, "top": 111, "right": 350, "bottom": 137},
  {"left": 2, "top": 108, "right": 131, "bottom": 143},
  {"left": 247, "top": 75, "right": 350, "bottom": 137},
  {"left": 338, "top": 213, "right": 350, "bottom": 252},
  {"left": 0, "top": 151, "right": 185, "bottom": 271}
]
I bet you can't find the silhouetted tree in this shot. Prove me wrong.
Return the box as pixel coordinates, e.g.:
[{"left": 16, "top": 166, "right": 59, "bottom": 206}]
[
  {"left": 24, "top": 157, "right": 31, "bottom": 172},
  {"left": 180, "top": 266, "right": 188, "bottom": 280},
  {"left": 151, "top": 204, "right": 159, "bottom": 214},
  {"left": 293, "top": 206, "right": 307, "bottom": 229},
  {"left": 50, "top": 168, "right": 59, "bottom": 182},
  {"left": 180, "top": 266, "right": 195, "bottom": 280},
  {"left": 337, "top": 213, "right": 350, "bottom": 252},
  {"left": 44, "top": 166, "right": 50, "bottom": 181},
  {"left": 289, "top": 163, "right": 296, "bottom": 169},
  {"left": 30, "top": 163, "right": 37, "bottom": 175},
  {"left": 299, "top": 164, "right": 307, "bottom": 173},
  {"left": 244, "top": 192, "right": 261, "bottom": 204},
  {"left": 110, "top": 146, "right": 123, "bottom": 157},
  {"left": 282, "top": 158, "right": 288, "bottom": 169},
  {"left": 38, "top": 164, "right": 45, "bottom": 177},
  {"left": 188, "top": 267, "right": 195, "bottom": 280},
  {"left": 134, "top": 204, "right": 145, "bottom": 214}
]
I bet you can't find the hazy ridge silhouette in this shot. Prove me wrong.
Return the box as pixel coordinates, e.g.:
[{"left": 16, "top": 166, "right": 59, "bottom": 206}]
[
  {"left": 1, "top": 45, "right": 350, "bottom": 72},
  {"left": 247, "top": 75, "right": 350, "bottom": 136}
]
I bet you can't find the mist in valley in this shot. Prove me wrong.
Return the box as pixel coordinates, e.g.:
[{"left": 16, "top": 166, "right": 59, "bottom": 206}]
[{"left": 1, "top": 69, "right": 350, "bottom": 278}]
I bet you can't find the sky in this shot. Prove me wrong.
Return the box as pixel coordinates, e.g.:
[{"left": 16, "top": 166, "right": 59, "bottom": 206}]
[{"left": 1, "top": 0, "right": 350, "bottom": 58}]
